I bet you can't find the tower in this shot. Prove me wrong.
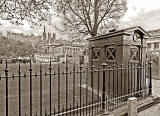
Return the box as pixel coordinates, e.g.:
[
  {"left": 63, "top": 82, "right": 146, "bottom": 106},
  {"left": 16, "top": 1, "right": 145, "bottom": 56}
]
[
  {"left": 50, "top": 33, "right": 56, "bottom": 43},
  {"left": 48, "top": 32, "right": 51, "bottom": 43},
  {"left": 43, "top": 26, "right": 46, "bottom": 40}
]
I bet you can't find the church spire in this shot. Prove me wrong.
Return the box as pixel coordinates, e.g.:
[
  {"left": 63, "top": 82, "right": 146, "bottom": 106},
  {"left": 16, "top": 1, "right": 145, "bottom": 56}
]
[
  {"left": 44, "top": 26, "right": 46, "bottom": 33},
  {"left": 43, "top": 26, "right": 46, "bottom": 40}
]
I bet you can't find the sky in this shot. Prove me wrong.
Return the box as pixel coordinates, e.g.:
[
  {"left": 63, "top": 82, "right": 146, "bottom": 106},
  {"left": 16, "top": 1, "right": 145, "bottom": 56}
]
[
  {"left": 120, "top": 0, "right": 160, "bottom": 30},
  {"left": 0, "top": 0, "right": 160, "bottom": 35}
]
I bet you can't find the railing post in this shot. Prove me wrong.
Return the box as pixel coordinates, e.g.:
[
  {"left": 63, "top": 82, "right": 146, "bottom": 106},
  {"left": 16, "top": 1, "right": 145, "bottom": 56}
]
[
  {"left": 101, "top": 63, "right": 107, "bottom": 110},
  {"left": 58, "top": 62, "right": 61, "bottom": 113},
  {"left": 128, "top": 62, "right": 130, "bottom": 95},
  {"left": 80, "top": 63, "right": 83, "bottom": 116},
  {"left": 91, "top": 65, "right": 94, "bottom": 115},
  {"left": 39, "top": 63, "right": 42, "bottom": 116},
  {"left": 49, "top": 58, "right": 52, "bottom": 116},
  {"left": 97, "top": 67, "right": 100, "bottom": 112},
  {"left": 149, "top": 59, "right": 152, "bottom": 95},
  {"left": 29, "top": 58, "right": 33, "bottom": 116},
  {"left": 73, "top": 63, "right": 76, "bottom": 116},
  {"left": 4, "top": 59, "right": 9, "bottom": 116},
  {"left": 18, "top": 63, "right": 21, "bottom": 116},
  {"left": 66, "top": 60, "right": 69, "bottom": 115},
  {"left": 85, "top": 63, "right": 88, "bottom": 116},
  {"left": 120, "top": 64, "right": 123, "bottom": 96}
]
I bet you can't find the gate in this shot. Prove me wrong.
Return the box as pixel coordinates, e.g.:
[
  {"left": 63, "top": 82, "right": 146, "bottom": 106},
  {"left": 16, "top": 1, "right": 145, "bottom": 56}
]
[{"left": 0, "top": 59, "right": 152, "bottom": 116}]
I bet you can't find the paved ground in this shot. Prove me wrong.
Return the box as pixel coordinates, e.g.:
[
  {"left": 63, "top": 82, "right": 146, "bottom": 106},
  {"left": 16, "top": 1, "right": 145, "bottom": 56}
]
[
  {"left": 138, "top": 104, "right": 160, "bottom": 116},
  {"left": 152, "top": 79, "right": 160, "bottom": 96},
  {"left": 99, "top": 79, "right": 160, "bottom": 116},
  {"left": 138, "top": 79, "right": 160, "bottom": 116},
  {"left": 131, "top": 78, "right": 160, "bottom": 116}
]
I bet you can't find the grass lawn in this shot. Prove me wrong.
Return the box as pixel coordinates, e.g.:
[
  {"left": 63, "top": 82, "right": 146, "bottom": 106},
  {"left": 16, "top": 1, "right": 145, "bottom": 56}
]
[
  {"left": 0, "top": 63, "right": 97, "bottom": 116},
  {"left": 0, "top": 61, "right": 155, "bottom": 115}
]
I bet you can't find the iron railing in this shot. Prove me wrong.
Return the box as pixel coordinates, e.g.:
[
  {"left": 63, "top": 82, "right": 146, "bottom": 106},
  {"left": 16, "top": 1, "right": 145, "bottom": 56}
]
[{"left": 0, "top": 59, "right": 152, "bottom": 116}]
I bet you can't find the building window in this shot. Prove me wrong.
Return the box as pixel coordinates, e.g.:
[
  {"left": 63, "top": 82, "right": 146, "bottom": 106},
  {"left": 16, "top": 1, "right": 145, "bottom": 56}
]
[
  {"left": 106, "top": 47, "right": 116, "bottom": 61},
  {"left": 154, "top": 42, "right": 159, "bottom": 49},
  {"left": 147, "top": 43, "right": 151, "bottom": 48},
  {"left": 130, "top": 48, "right": 139, "bottom": 61},
  {"left": 92, "top": 48, "right": 100, "bottom": 60}
]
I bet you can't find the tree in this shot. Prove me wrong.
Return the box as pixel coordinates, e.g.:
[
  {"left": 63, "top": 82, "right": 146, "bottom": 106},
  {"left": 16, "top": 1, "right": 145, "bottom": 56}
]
[
  {"left": 56, "top": 0, "right": 127, "bottom": 38},
  {"left": 0, "top": 0, "right": 54, "bottom": 26}
]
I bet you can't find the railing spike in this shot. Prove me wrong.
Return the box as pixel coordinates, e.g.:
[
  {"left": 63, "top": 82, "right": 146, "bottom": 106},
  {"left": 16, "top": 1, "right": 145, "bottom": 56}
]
[
  {"left": 73, "top": 62, "right": 76, "bottom": 69},
  {"left": 35, "top": 111, "right": 38, "bottom": 116},
  {"left": 5, "top": 58, "right": 8, "bottom": 69},
  {"left": 83, "top": 69, "right": 85, "bottom": 73},
  {"left": 91, "top": 65, "right": 95, "bottom": 70},
  {"left": 12, "top": 73, "right": 14, "bottom": 79},
  {"left": 83, "top": 100, "right": 85, "bottom": 106},
  {"left": 62, "top": 104, "right": 65, "bottom": 112},
  {"left": 76, "top": 102, "right": 79, "bottom": 115},
  {"left": 45, "top": 72, "right": 47, "bottom": 77},
  {"left": 24, "top": 73, "right": 26, "bottom": 78},
  {"left": 50, "top": 57, "right": 52, "bottom": 67},
  {"left": 54, "top": 107, "right": 56, "bottom": 115},
  {"left": 35, "top": 73, "right": 37, "bottom": 77},
  {"left": 29, "top": 58, "right": 32, "bottom": 68},
  {"left": 69, "top": 104, "right": 72, "bottom": 116},
  {"left": 45, "top": 109, "right": 47, "bottom": 116}
]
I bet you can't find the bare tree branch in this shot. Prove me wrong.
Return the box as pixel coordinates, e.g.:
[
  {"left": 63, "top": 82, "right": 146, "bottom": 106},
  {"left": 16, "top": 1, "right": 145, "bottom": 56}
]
[
  {"left": 0, "top": 0, "right": 54, "bottom": 26},
  {"left": 56, "top": 0, "right": 127, "bottom": 38}
]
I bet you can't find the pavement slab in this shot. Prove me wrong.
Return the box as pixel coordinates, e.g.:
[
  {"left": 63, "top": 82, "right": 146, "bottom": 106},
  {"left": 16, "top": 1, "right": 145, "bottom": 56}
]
[{"left": 138, "top": 104, "right": 160, "bottom": 116}]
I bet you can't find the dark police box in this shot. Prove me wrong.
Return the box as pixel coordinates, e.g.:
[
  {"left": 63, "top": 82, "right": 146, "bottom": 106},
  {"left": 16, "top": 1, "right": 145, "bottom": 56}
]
[{"left": 87, "top": 26, "right": 150, "bottom": 96}]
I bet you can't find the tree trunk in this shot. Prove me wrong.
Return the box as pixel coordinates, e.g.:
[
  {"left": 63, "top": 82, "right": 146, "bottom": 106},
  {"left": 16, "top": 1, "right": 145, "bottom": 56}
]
[{"left": 91, "top": 27, "right": 98, "bottom": 37}]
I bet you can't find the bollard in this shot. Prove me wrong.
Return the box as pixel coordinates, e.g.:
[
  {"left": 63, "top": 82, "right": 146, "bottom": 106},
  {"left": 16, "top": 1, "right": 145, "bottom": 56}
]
[{"left": 128, "top": 97, "right": 137, "bottom": 116}]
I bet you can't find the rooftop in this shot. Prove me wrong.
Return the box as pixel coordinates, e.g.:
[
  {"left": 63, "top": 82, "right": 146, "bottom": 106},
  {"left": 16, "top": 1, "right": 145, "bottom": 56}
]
[{"left": 87, "top": 26, "right": 150, "bottom": 41}]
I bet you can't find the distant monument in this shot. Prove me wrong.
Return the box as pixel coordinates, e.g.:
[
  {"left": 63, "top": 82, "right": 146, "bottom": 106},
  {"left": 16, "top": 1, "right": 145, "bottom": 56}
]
[
  {"left": 43, "top": 26, "right": 46, "bottom": 41},
  {"left": 42, "top": 26, "right": 56, "bottom": 44}
]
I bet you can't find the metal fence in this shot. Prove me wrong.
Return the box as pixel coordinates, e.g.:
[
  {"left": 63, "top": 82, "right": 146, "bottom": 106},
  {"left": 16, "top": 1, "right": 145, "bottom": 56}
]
[{"left": 0, "top": 59, "right": 152, "bottom": 116}]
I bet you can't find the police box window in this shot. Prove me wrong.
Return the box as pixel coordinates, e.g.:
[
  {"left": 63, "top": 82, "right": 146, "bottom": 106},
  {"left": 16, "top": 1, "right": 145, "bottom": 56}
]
[
  {"left": 106, "top": 47, "right": 116, "bottom": 61},
  {"left": 92, "top": 48, "right": 100, "bottom": 60},
  {"left": 130, "top": 48, "right": 139, "bottom": 61}
]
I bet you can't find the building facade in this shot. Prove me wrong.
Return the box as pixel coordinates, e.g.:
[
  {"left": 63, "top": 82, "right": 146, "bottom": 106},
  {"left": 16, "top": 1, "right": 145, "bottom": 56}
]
[
  {"left": 54, "top": 44, "right": 84, "bottom": 57},
  {"left": 146, "top": 29, "right": 160, "bottom": 79},
  {"left": 147, "top": 29, "right": 160, "bottom": 52}
]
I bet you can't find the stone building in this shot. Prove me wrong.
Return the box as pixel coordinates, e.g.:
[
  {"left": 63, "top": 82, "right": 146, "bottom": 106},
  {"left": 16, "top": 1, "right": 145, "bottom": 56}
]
[
  {"left": 53, "top": 43, "right": 87, "bottom": 63},
  {"left": 147, "top": 29, "right": 160, "bottom": 52},
  {"left": 147, "top": 29, "right": 160, "bottom": 79},
  {"left": 54, "top": 44, "right": 84, "bottom": 57}
]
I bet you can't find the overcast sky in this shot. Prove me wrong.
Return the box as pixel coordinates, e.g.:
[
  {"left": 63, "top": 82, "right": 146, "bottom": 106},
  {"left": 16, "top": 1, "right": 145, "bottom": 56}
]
[
  {"left": 0, "top": 0, "right": 160, "bottom": 35},
  {"left": 120, "top": 0, "right": 160, "bottom": 31}
]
